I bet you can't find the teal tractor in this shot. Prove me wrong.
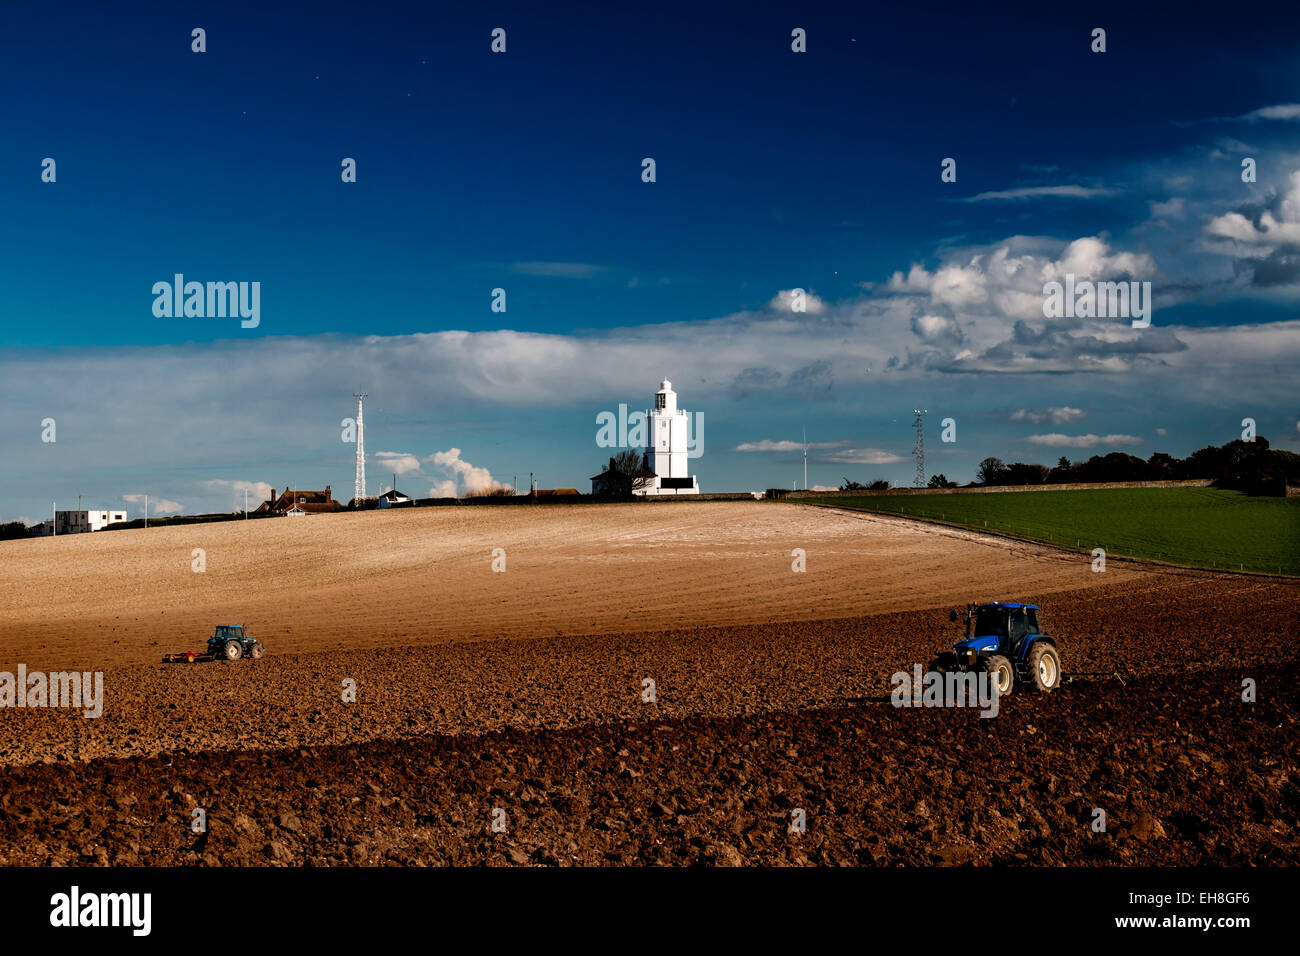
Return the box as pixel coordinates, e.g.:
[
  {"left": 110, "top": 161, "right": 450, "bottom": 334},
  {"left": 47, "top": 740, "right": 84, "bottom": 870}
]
[
  {"left": 209, "top": 624, "right": 264, "bottom": 661},
  {"left": 163, "top": 624, "right": 265, "bottom": 663}
]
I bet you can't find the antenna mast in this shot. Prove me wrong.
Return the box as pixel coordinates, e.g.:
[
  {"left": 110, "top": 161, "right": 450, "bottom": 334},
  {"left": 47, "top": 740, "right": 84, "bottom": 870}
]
[
  {"left": 353, "top": 392, "right": 368, "bottom": 503},
  {"left": 802, "top": 426, "right": 808, "bottom": 491}
]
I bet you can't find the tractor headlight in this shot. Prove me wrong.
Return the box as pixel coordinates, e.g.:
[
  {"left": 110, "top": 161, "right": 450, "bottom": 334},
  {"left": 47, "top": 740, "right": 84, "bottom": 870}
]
[{"left": 962, "top": 649, "right": 978, "bottom": 667}]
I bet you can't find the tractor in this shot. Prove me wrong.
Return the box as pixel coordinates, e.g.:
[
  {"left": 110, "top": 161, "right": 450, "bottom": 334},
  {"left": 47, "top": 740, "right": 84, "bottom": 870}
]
[
  {"left": 928, "top": 603, "right": 1061, "bottom": 695},
  {"left": 162, "top": 624, "right": 265, "bottom": 663}
]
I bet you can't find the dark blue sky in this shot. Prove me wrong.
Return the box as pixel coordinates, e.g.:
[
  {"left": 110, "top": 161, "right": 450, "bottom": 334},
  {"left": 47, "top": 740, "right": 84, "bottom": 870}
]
[
  {"left": 3, "top": 0, "right": 1299, "bottom": 517},
  {"left": 7, "top": 0, "right": 1298, "bottom": 345}
]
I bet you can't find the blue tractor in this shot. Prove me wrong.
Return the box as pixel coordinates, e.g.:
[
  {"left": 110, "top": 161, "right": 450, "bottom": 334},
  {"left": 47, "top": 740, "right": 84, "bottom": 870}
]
[{"left": 928, "top": 603, "right": 1061, "bottom": 695}]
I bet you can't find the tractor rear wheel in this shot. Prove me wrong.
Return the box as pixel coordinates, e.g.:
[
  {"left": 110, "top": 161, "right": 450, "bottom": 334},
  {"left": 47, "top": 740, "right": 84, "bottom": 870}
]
[
  {"left": 1025, "top": 643, "right": 1061, "bottom": 693},
  {"left": 982, "top": 654, "right": 1015, "bottom": 696},
  {"left": 223, "top": 640, "right": 243, "bottom": 661},
  {"left": 250, "top": 642, "right": 265, "bottom": 660}
]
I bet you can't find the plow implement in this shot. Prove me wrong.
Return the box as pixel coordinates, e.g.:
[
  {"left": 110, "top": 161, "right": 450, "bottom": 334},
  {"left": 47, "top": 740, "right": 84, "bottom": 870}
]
[{"left": 161, "top": 650, "right": 217, "bottom": 664}]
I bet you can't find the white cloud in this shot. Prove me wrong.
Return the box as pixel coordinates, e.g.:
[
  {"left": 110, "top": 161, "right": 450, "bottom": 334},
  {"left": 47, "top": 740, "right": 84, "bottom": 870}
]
[
  {"left": 1177, "top": 103, "right": 1300, "bottom": 126},
  {"left": 508, "top": 262, "right": 608, "bottom": 278},
  {"left": 1026, "top": 433, "right": 1143, "bottom": 449},
  {"left": 733, "top": 439, "right": 846, "bottom": 452},
  {"left": 819, "top": 448, "right": 907, "bottom": 464},
  {"left": 1205, "top": 171, "right": 1300, "bottom": 251},
  {"left": 1148, "top": 197, "right": 1186, "bottom": 219},
  {"left": 769, "top": 289, "right": 827, "bottom": 315},
  {"left": 373, "top": 451, "right": 422, "bottom": 476},
  {"left": 1236, "top": 104, "right": 1300, "bottom": 123},
  {"left": 1010, "top": 407, "right": 1088, "bottom": 425},
  {"left": 912, "top": 314, "right": 964, "bottom": 345},
  {"left": 201, "top": 479, "right": 273, "bottom": 503},
  {"left": 1042, "top": 237, "right": 1157, "bottom": 283},
  {"left": 957, "top": 185, "right": 1118, "bottom": 203},
  {"left": 424, "top": 447, "right": 500, "bottom": 495},
  {"left": 122, "top": 493, "right": 183, "bottom": 514}
]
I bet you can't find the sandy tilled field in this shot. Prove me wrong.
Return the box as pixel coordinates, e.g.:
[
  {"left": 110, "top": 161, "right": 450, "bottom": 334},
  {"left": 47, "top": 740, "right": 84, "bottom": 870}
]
[
  {"left": 0, "top": 502, "right": 1142, "bottom": 670},
  {"left": 0, "top": 502, "right": 1295, "bottom": 866}
]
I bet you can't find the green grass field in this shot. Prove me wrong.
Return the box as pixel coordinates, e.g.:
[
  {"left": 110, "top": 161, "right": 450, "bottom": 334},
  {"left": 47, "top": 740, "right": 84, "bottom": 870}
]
[{"left": 799, "top": 487, "right": 1300, "bottom": 576}]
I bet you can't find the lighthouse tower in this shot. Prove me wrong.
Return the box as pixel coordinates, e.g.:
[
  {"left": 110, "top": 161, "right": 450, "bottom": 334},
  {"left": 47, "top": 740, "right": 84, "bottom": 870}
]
[{"left": 640, "top": 379, "right": 700, "bottom": 496}]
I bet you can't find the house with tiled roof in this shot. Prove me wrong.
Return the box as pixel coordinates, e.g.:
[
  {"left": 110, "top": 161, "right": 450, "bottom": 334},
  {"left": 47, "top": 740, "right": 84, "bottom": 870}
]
[{"left": 255, "top": 486, "right": 342, "bottom": 515}]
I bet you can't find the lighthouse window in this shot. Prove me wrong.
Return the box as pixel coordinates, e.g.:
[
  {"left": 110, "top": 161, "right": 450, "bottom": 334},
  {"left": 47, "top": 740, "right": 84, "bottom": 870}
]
[{"left": 656, "top": 393, "right": 666, "bottom": 409}]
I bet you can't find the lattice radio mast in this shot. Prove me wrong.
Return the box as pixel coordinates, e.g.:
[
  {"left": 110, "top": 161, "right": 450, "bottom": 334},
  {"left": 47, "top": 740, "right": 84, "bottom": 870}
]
[
  {"left": 913, "top": 409, "right": 927, "bottom": 488},
  {"left": 353, "top": 392, "right": 368, "bottom": 503}
]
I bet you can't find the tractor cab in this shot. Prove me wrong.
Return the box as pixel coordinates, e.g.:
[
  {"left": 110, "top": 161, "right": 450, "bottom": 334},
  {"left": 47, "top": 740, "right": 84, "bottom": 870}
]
[
  {"left": 935, "top": 602, "right": 1061, "bottom": 695},
  {"left": 958, "top": 603, "right": 1039, "bottom": 657},
  {"left": 207, "top": 624, "right": 264, "bottom": 661}
]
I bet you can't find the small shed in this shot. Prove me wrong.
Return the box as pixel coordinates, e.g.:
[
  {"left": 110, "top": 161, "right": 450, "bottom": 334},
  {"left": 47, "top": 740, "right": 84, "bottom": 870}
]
[{"left": 376, "top": 489, "right": 414, "bottom": 509}]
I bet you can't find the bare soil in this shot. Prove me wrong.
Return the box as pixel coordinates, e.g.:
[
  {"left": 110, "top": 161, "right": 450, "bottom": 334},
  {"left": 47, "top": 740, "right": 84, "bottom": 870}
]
[{"left": 0, "top": 503, "right": 1294, "bottom": 865}]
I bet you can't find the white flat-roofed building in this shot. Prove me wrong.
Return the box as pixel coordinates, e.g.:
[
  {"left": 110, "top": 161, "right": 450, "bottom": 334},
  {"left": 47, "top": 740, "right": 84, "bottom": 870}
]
[{"left": 53, "top": 510, "right": 128, "bottom": 534}]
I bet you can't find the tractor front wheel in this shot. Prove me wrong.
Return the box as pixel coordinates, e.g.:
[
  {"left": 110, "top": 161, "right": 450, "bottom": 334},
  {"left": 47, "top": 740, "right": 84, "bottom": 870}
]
[
  {"left": 223, "top": 640, "right": 243, "bottom": 661},
  {"left": 1025, "top": 643, "right": 1061, "bottom": 693},
  {"left": 928, "top": 652, "right": 956, "bottom": 674},
  {"left": 249, "top": 642, "right": 265, "bottom": 660},
  {"left": 982, "top": 654, "right": 1015, "bottom": 697}
]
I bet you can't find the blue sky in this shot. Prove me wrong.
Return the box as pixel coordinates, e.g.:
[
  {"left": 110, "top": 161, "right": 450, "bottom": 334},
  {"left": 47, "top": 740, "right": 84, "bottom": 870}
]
[{"left": 3, "top": 0, "right": 1300, "bottom": 519}]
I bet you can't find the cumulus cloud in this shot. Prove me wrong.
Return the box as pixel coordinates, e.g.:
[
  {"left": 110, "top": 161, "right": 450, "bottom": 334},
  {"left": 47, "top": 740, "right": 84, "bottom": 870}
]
[
  {"left": 1205, "top": 171, "right": 1300, "bottom": 254},
  {"left": 1202, "top": 172, "right": 1300, "bottom": 288},
  {"left": 1009, "top": 407, "right": 1088, "bottom": 425},
  {"left": 424, "top": 447, "right": 501, "bottom": 496},
  {"left": 883, "top": 235, "right": 1167, "bottom": 372},
  {"left": 372, "top": 451, "right": 422, "bottom": 476},
  {"left": 201, "top": 479, "right": 273, "bottom": 503},
  {"left": 769, "top": 288, "right": 827, "bottom": 315},
  {"left": 1026, "top": 433, "right": 1143, "bottom": 449},
  {"left": 911, "top": 314, "right": 965, "bottom": 347},
  {"left": 122, "top": 493, "right": 183, "bottom": 514}
]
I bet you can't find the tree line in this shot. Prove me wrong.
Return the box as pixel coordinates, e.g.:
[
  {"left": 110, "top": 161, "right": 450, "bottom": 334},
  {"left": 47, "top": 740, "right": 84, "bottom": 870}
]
[{"left": 841, "top": 436, "right": 1300, "bottom": 495}]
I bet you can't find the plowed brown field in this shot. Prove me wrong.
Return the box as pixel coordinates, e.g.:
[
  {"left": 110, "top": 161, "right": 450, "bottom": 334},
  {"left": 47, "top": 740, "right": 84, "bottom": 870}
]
[{"left": 0, "top": 502, "right": 1295, "bottom": 866}]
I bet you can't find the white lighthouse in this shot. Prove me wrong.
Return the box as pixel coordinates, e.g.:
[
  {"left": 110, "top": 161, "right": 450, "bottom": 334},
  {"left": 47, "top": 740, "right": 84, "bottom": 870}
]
[{"left": 639, "top": 379, "right": 700, "bottom": 496}]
